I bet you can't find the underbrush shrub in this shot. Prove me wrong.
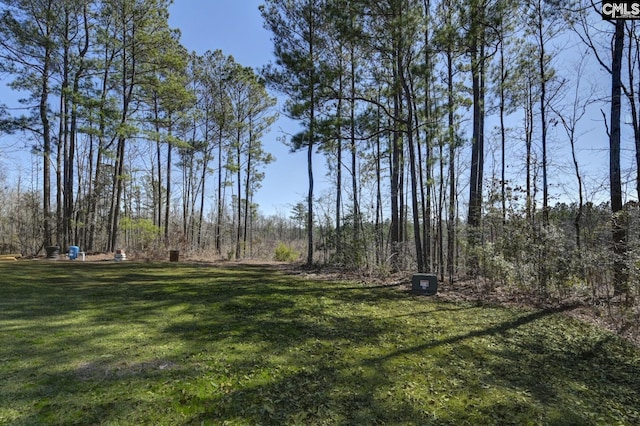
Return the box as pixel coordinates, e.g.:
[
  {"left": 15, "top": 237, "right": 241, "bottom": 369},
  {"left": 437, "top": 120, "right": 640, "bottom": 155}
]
[
  {"left": 512, "top": 224, "right": 613, "bottom": 304},
  {"left": 483, "top": 223, "right": 592, "bottom": 303},
  {"left": 274, "top": 242, "right": 299, "bottom": 262},
  {"left": 541, "top": 225, "right": 577, "bottom": 300},
  {"left": 372, "top": 259, "right": 394, "bottom": 279},
  {"left": 494, "top": 224, "right": 572, "bottom": 302},
  {"left": 582, "top": 249, "right": 612, "bottom": 301},
  {"left": 477, "top": 242, "right": 514, "bottom": 290},
  {"left": 624, "top": 245, "right": 640, "bottom": 303}
]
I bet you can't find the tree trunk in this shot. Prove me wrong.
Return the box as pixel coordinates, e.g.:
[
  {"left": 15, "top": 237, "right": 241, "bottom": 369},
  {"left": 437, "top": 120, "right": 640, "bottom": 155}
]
[
  {"left": 56, "top": 91, "right": 64, "bottom": 248},
  {"left": 243, "top": 127, "right": 253, "bottom": 258},
  {"left": 375, "top": 100, "right": 384, "bottom": 267},
  {"left": 155, "top": 96, "right": 163, "bottom": 230},
  {"left": 447, "top": 46, "right": 456, "bottom": 285},
  {"left": 40, "top": 1, "right": 54, "bottom": 248},
  {"left": 306, "top": 35, "right": 315, "bottom": 267},
  {"left": 422, "top": 0, "right": 432, "bottom": 272},
  {"left": 306, "top": 120, "right": 314, "bottom": 266},
  {"left": 467, "top": 10, "right": 486, "bottom": 274},
  {"left": 610, "top": 19, "right": 628, "bottom": 298},
  {"left": 499, "top": 33, "right": 506, "bottom": 225},
  {"left": 538, "top": 7, "right": 549, "bottom": 227},
  {"left": 390, "top": 95, "right": 402, "bottom": 271},
  {"left": 399, "top": 47, "right": 424, "bottom": 272},
  {"left": 216, "top": 126, "right": 224, "bottom": 255},
  {"left": 525, "top": 78, "right": 534, "bottom": 226},
  {"left": 60, "top": 7, "right": 71, "bottom": 249},
  {"left": 198, "top": 110, "right": 211, "bottom": 248},
  {"left": 164, "top": 123, "right": 172, "bottom": 244},
  {"left": 467, "top": 39, "right": 485, "bottom": 231},
  {"left": 109, "top": 137, "right": 126, "bottom": 251},
  {"left": 349, "top": 44, "right": 360, "bottom": 266},
  {"left": 236, "top": 127, "right": 242, "bottom": 260},
  {"left": 335, "top": 73, "right": 343, "bottom": 261}
]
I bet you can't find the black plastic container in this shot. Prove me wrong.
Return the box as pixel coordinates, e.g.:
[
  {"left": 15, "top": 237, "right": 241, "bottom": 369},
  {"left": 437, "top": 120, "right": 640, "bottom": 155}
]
[{"left": 411, "top": 274, "right": 438, "bottom": 295}]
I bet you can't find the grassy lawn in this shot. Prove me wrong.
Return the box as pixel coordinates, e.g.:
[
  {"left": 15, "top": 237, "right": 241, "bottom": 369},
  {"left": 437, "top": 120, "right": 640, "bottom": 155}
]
[{"left": 0, "top": 261, "right": 639, "bottom": 425}]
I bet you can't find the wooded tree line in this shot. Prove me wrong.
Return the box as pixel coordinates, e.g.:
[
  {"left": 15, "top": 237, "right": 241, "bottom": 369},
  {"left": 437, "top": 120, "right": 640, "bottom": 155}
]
[
  {"left": 0, "top": 0, "right": 277, "bottom": 258},
  {"left": 260, "top": 0, "right": 640, "bottom": 303},
  {"left": 0, "top": 0, "right": 639, "bottom": 303}
]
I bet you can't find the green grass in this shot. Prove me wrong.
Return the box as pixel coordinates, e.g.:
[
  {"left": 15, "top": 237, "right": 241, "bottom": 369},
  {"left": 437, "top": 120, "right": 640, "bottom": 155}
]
[{"left": 0, "top": 262, "right": 638, "bottom": 425}]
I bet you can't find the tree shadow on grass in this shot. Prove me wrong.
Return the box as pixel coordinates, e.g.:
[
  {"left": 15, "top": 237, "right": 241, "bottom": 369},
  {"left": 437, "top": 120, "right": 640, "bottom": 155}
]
[
  {"left": 186, "top": 300, "right": 638, "bottom": 424},
  {"left": 185, "top": 363, "right": 440, "bottom": 425},
  {"left": 362, "top": 304, "right": 640, "bottom": 424},
  {"left": 2, "top": 262, "right": 639, "bottom": 424}
]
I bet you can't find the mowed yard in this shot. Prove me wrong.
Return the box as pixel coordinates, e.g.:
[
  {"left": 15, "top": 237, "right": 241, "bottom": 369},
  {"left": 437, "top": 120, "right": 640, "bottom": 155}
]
[{"left": 0, "top": 261, "right": 638, "bottom": 425}]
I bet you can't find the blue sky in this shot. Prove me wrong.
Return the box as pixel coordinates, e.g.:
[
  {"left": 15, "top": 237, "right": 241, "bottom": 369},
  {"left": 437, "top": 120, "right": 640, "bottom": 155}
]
[{"left": 169, "top": 0, "right": 315, "bottom": 217}]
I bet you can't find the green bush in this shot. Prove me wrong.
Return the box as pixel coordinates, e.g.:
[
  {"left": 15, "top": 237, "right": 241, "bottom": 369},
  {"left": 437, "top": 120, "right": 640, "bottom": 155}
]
[{"left": 274, "top": 242, "right": 298, "bottom": 262}]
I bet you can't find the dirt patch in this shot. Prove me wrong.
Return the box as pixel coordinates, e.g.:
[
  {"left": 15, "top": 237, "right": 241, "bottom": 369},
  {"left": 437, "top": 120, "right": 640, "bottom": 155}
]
[{"left": 75, "top": 358, "right": 180, "bottom": 381}]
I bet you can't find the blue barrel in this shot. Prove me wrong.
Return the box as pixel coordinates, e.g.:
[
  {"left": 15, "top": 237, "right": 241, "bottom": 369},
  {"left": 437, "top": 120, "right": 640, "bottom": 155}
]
[{"left": 68, "top": 246, "right": 80, "bottom": 260}]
